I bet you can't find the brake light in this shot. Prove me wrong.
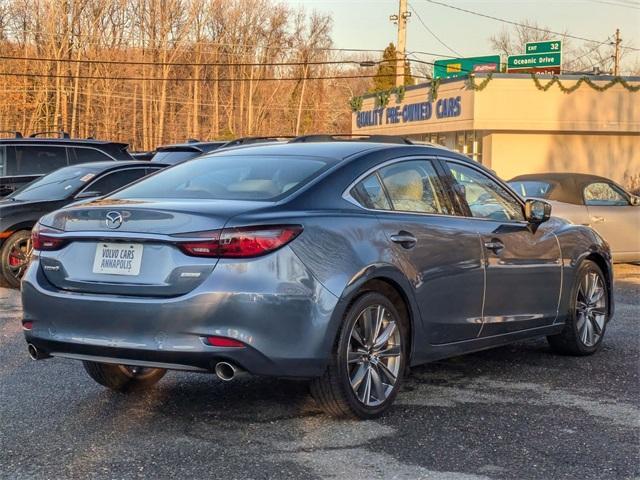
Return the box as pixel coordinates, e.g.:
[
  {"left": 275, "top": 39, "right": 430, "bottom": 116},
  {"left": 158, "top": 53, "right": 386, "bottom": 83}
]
[
  {"left": 205, "top": 336, "right": 245, "bottom": 348},
  {"left": 22, "top": 321, "right": 33, "bottom": 331},
  {"left": 176, "top": 225, "right": 302, "bottom": 258},
  {"left": 31, "top": 224, "right": 67, "bottom": 251}
]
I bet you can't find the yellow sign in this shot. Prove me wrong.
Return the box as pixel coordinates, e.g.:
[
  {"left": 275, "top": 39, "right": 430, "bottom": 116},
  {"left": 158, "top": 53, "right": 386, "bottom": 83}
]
[{"left": 446, "top": 63, "right": 462, "bottom": 73}]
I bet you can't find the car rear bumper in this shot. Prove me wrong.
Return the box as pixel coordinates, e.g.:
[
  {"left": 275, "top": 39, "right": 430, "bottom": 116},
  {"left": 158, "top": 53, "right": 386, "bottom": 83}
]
[{"left": 21, "top": 247, "right": 342, "bottom": 377}]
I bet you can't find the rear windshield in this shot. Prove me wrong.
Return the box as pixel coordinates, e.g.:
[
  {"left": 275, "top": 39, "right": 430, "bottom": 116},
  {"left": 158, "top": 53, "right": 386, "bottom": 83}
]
[
  {"left": 113, "top": 154, "right": 330, "bottom": 201},
  {"left": 508, "top": 180, "right": 553, "bottom": 199},
  {"left": 9, "top": 165, "right": 99, "bottom": 201}
]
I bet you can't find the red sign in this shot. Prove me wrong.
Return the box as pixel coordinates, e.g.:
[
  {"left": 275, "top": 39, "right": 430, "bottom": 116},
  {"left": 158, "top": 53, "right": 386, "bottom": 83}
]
[{"left": 506, "top": 66, "right": 561, "bottom": 75}]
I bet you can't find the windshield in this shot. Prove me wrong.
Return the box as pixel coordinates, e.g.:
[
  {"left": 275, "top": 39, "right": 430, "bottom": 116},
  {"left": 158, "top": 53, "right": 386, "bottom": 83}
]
[
  {"left": 9, "top": 166, "right": 98, "bottom": 201},
  {"left": 508, "top": 180, "right": 553, "bottom": 199},
  {"left": 113, "top": 154, "right": 330, "bottom": 201}
]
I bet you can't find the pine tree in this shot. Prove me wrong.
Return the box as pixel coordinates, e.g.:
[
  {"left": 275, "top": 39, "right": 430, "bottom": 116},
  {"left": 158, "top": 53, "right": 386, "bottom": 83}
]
[{"left": 371, "top": 43, "right": 414, "bottom": 92}]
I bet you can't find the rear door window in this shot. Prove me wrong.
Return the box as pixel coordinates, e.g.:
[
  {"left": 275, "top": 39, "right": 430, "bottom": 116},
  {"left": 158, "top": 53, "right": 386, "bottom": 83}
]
[
  {"left": 0, "top": 146, "right": 6, "bottom": 177},
  {"left": 378, "top": 160, "right": 453, "bottom": 215},
  {"left": 69, "top": 147, "right": 113, "bottom": 165},
  {"left": 583, "top": 182, "right": 629, "bottom": 206},
  {"left": 10, "top": 145, "right": 68, "bottom": 175}
]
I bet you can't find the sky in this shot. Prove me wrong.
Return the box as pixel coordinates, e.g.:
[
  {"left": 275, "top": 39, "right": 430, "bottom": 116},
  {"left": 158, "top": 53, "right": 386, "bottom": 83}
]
[{"left": 284, "top": 0, "right": 640, "bottom": 73}]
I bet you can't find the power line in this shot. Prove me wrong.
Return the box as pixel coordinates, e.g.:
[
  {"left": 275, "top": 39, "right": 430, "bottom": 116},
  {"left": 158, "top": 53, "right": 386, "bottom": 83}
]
[
  {"left": 585, "top": 0, "right": 640, "bottom": 9},
  {"left": 0, "top": 71, "right": 430, "bottom": 82},
  {"left": 422, "top": 0, "right": 640, "bottom": 51},
  {"left": 564, "top": 37, "right": 613, "bottom": 70},
  {"left": 0, "top": 54, "right": 387, "bottom": 68},
  {"left": 409, "top": 3, "right": 462, "bottom": 57}
]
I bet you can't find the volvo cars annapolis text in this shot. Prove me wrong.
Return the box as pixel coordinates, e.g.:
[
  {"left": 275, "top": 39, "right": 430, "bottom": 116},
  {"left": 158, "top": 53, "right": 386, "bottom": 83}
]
[{"left": 21, "top": 141, "right": 614, "bottom": 418}]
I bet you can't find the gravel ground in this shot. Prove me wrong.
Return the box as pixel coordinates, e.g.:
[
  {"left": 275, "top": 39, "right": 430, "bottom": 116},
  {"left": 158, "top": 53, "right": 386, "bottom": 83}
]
[{"left": 1, "top": 264, "right": 638, "bottom": 479}]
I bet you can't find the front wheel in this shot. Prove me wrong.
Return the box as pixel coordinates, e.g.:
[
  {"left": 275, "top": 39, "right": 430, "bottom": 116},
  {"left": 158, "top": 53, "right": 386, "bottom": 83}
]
[
  {"left": 311, "top": 292, "right": 407, "bottom": 419},
  {"left": 83, "top": 361, "right": 166, "bottom": 392},
  {"left": 547, "top": 260, "right": 609, "bottom": 355}
]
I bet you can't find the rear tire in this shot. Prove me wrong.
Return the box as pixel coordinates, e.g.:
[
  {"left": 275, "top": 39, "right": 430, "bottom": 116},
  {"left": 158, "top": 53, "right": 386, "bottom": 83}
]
[
  {"left": 0, "top": 230, "right": 32, "bottom": 289},
  {"left": 311, "top": 292, "right": 408, "bottom": 419},
  {"left": 547, "top": 260, "right": 609, "bottom": 356},
  {"left": 82, "top": 361, "right": 166, "bottom": 392}
]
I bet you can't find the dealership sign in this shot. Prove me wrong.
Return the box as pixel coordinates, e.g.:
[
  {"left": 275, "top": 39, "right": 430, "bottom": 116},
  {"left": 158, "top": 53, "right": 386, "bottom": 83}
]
[
  {"left": 434, "top": 55, "right": 501, "bottom": 79},
  {"left": 355, "top": 96, "right": 462, "bottom": 128},
  {"left": 507, "top": 40, "right": 562, "bottom": 74}
]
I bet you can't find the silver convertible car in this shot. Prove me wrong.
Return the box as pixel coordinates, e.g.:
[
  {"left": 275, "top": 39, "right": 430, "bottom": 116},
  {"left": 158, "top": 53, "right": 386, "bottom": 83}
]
[
  {"left": 22, "top": 140, "right": 613, "bottom": 418},
  {"left": 509, "top": 173, "right": 640, "bottom": 263}
]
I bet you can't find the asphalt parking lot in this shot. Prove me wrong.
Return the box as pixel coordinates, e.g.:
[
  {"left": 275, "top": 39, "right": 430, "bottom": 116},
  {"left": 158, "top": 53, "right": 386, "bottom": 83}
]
[{"left": 1, "top": 264, "right": 638, "bottom": 480}]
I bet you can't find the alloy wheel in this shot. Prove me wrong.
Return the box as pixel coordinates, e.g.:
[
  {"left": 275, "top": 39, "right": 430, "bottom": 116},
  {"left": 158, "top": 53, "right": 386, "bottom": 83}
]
[
  {"left": 7, "top": 236, "right": 32, "bottom": 283},
  {"left": 347, "top": 304, "right": 402, "bottom": 407},
  {"left": 576, "top": 271, "right": 607, "bottom": 347}
]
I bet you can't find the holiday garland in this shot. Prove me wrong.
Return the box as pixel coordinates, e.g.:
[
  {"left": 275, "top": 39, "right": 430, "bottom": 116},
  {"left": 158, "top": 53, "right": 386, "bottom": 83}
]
[{"left": 348, "top": 74, "right": 638, "bottom": 112}]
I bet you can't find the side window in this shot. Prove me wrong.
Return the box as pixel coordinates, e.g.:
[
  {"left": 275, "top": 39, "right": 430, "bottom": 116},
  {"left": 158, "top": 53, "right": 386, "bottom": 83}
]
[
  {"left": 70, "top": 147, "right": 113, "bottom": 165},
  {"left": 379, "top": 160, "right": 452, "bottom": 214},
  {"left": 350, "top": 173, "right": 391, "bottom": 210},
  {"left": 447, "top": 162, "right": 525, "bottom": 221},
  {"left": 584, "top": 182, "right": 629, "bottom": 206},
  {"left": 83, "top": 169, "right": 148, "bottom": 196},
  {"left": 10, "top": 145, "right": 67, "bottom": 175}
]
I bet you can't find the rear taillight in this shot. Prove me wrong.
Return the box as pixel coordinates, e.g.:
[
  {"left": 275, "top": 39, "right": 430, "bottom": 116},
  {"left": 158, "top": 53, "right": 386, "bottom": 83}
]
[
  {"left": 175, "top": 225, "right": 302, "bottom": 258},
  {"left": 31, "top": 224, "right": 67, "bottom": 251}
]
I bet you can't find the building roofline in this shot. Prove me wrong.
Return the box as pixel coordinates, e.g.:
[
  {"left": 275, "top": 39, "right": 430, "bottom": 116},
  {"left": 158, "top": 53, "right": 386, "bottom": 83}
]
[{"left": 358, "top": 73, "right": 640, "bottom": 99}]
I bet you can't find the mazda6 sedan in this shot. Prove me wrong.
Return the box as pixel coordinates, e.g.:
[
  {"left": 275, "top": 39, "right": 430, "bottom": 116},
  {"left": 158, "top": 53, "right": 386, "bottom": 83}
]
[{"left": 21, "top": 141, "right": 613, "bottom": 418}]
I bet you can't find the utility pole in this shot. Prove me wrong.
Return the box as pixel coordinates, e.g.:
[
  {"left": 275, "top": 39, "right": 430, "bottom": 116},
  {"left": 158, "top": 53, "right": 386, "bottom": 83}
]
[
  {"left": 390, "top": 0, "right": 411, "bottom": 87},
  {"left": 613, "top": 29, "right": 621, "bottom": 76}
]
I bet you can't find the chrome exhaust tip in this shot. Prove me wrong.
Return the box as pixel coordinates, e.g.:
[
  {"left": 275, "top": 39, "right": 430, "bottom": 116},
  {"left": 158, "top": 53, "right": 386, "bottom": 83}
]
[
  {"left": 27, "top": 343, "right": 39, "bottom": 360},
  {"left": 215, "top": 361, "right": 240, "bottom": 381}
]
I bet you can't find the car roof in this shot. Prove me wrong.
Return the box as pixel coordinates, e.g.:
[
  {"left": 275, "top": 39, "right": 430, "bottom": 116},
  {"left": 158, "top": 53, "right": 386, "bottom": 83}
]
[
  {"left": 509, "top": 172, "right": 614, "bottom": 184},
  {"left": 0, "top": 137, "right": 128, "bottom": 148},
  {"left": 69, "top": 160, "right": 164, "bottom": 172},
  {"left": 204, "top": 141, "right": 461, "bottom": 162}
]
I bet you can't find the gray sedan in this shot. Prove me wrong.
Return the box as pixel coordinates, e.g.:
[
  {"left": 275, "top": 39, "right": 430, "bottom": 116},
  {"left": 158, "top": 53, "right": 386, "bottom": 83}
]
[
  {"left": 22, "top": 142, "right": 613, "bottom": 418},
  {"left": 509, "top": 173, "right": 640, "bottom": 263}
]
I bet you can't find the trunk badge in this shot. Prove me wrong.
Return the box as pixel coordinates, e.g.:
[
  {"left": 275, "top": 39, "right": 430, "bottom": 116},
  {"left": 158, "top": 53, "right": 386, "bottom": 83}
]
[{"left": 105, "top": 211, "right": 124, "bottom": 229}]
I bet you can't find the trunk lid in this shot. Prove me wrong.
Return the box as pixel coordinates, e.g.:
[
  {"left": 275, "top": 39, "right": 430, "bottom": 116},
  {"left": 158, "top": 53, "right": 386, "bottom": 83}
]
[{"left": 37, "top": 198, "right": 269, "bottom": 297}]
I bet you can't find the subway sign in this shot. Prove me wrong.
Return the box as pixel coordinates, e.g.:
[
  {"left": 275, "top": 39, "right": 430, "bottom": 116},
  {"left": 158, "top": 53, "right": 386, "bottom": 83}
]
[{"left": 355, "top": 96, "right": 462, "bottom": 128}]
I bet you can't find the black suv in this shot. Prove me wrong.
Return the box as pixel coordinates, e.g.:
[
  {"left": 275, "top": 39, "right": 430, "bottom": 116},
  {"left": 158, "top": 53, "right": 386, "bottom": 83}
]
[{"left": 0, "top": 131, "right": 131, "bottom": 197}]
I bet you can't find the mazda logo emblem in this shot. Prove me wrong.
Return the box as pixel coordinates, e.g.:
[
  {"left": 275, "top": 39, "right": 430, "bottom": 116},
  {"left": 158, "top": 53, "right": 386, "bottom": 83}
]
[{"left": 105, "top": 211, "right": 124, "bottom": 229}]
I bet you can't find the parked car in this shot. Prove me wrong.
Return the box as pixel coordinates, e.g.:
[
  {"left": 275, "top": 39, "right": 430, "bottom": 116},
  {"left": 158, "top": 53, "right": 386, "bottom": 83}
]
[
  {"left": 0, "top": 131, "right": 132, "bottom": 198},
  {"left": 22, "top": 141, "right": 613, "bottom": 419},
  {"left": 151, "top": 140, "right": 227, "bottom": 165},
  {"left": 509, "top": 173, "right": 640, "bottom": 263},
  {"left": 0, "top": 161, "right": 165, "bottom": 288}
]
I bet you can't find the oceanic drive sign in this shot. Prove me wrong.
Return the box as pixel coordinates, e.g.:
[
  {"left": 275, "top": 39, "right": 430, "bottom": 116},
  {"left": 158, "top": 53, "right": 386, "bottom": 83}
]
[
  {"left": 507, "top": 40, "right": 562, "bottom": 74},
  {"left": 355, "top": 96, "right": 462, "bottom": 128}
]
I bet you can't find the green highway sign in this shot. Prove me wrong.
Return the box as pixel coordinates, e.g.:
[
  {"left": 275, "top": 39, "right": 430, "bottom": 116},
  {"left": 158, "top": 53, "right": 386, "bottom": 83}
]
[
  {"left": 434, "top": 55, "right": 501, "bottom": 79},
  {"left": 525, "top": 40, "right": 562, "bottom": 54},
  {"left": 507, "top": 52, "right": 561, "bottom": 71}
]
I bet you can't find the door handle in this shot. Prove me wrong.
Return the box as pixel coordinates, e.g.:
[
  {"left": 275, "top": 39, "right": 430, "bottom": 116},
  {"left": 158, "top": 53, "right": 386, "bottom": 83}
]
[
  {"left": 484, "top": 239, "right": 504, "bottom": 253},
  {"left": 591, "top": 216, "right": 605, "bottom": 223},
  {"left": 390, "top": 232, "right": 417, "bottom": 249}
]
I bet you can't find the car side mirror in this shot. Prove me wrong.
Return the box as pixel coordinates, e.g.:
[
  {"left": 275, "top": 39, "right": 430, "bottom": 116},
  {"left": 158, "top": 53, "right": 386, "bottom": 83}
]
[
  {"left": 524, "top": 199, "right": 551, "bottom": 224},
  {"left": 630, "top": 195, "right": 640, "bottom": 206},
  {"left": 74, "top": 190, "right": 100, "bottom": 199}
]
